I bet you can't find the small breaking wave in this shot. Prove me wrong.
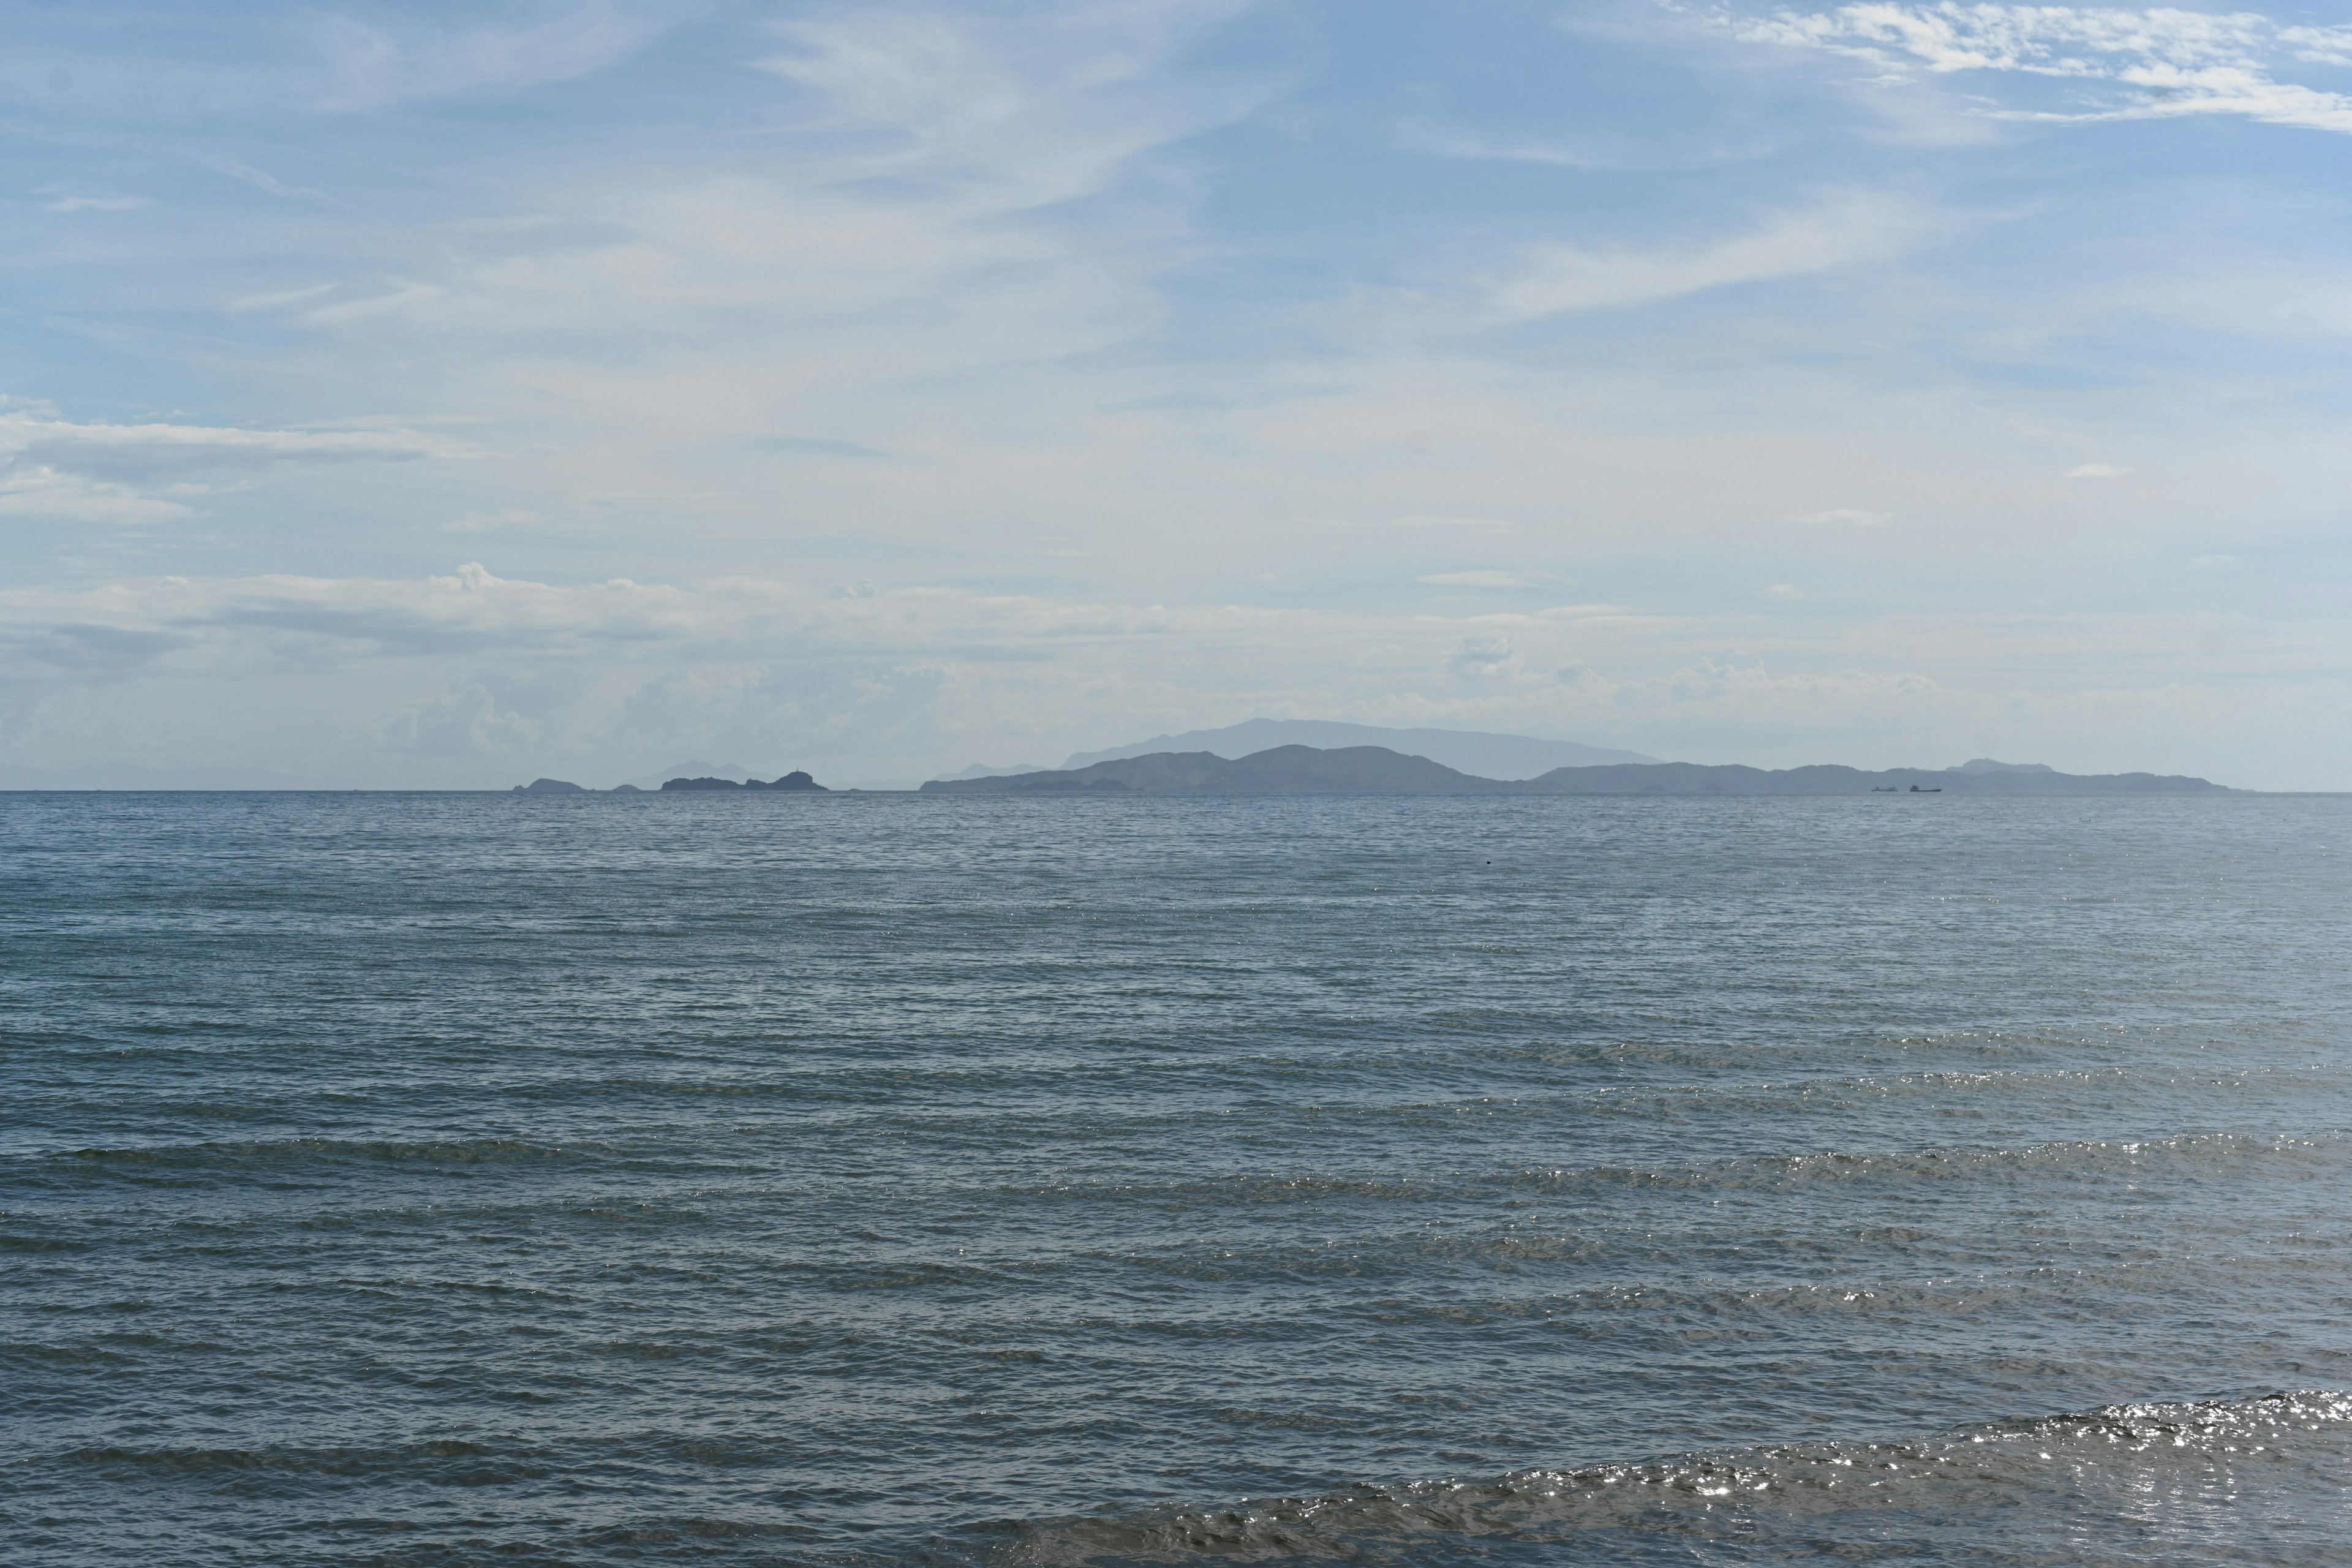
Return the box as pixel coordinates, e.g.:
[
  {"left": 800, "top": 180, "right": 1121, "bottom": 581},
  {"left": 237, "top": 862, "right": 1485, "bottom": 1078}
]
[{"left": 1002, "top": 1392, "right": 2352, "bottom": 1565}]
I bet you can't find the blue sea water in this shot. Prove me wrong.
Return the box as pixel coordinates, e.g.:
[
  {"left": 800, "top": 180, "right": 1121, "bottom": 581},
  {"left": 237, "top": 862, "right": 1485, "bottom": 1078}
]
[{"left": 3, "top": 790, "right": 2349, "bottom": 1566}]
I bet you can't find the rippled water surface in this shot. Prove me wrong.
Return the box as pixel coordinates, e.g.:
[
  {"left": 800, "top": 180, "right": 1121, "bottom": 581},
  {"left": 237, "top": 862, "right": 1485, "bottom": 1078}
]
[{"left": 4, "top": 791, "right": 2349, "bottom": 1566}]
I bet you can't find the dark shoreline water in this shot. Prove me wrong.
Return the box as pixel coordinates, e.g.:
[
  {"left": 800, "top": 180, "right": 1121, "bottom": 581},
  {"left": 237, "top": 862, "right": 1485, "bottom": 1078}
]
[{"left": 4, "top": 793, "right": 2348, "bottom": 1564}]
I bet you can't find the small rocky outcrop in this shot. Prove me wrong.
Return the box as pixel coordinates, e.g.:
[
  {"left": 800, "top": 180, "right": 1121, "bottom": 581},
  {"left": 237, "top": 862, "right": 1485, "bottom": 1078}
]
[{"left": 514, "top": 778, "right": 587, "bottom": 794}]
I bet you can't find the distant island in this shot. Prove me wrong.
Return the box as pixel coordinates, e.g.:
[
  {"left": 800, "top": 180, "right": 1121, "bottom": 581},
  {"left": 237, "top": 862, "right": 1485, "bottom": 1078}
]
[
  {"left": 510, "top": 742, "right": 2233, "bottom": 798},
  {"left": 661, "top": 772, "right": 827, "bottom": 792},
  {"left": 1047, "top": 717, "right": 1657, "bottom": 778},
  {"left": 919, "top": 745, "right": 2234, "bottom": 796},
  {"left": 513, "top": 771, "right": 827, "bottom": 794}
]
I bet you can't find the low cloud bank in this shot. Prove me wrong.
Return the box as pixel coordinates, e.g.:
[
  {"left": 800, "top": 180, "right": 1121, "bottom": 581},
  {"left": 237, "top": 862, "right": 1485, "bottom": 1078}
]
[{"left": 0, "top": 565, "right": 2342, "bottom": 791}]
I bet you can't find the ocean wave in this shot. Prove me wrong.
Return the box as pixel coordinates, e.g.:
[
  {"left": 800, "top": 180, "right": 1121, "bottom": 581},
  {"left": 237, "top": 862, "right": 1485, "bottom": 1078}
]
[
  {"left": 13, "top": 1134, "right": 619, "bottom": 1185},
  {"left": 1001, "top": 1392, "right": 2352, "bottom": 1565},
  {"left": 37, "top": 1435, "right": 540, "bottom": 1490},
  {"left": 1010, "top": 1129, "right": 2348, "bottom": 1211}
]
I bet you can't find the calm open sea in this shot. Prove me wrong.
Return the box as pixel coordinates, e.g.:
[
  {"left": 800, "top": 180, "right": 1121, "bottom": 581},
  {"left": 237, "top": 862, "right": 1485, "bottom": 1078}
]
[{"left": 4, "top": 791, "right": 2349, "bottom": 1566}]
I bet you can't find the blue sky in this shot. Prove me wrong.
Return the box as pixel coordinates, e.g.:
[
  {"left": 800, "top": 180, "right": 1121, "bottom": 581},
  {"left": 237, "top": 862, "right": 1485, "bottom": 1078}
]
[{"left": 4, "top": 0, "right": 2350, "bottom": 786}]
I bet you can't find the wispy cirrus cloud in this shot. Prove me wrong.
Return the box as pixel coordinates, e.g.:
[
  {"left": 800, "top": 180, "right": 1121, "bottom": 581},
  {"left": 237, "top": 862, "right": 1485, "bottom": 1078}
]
[
  {"left": 1392, "top": 118, "right": 1613, "bottom": 169},
  {"left": 301, "top": 0, "right": 686, "bottom": 111},
  {"left": 257, "top": 1, "right": 1272, "bottom": 393},
  {"left": 200, "top": 159, "right": 330, "bottom": 202},
  {"left": 7, "top": 2, "right": 2349, "bottom": 789},
  {"left": 1725, "top": 3, "right": 2352, "bottom": 135},
  {"left": 1494, "top": 194, "right": 1923, "bottom": 315},
  {"left": 43, "top": 194, "right": 149, "bottom": 213},
  {"left": 0, "top": 413, "right": 466, "bottom": 466},
  {"left": 756, "top": 1, "right": 1270, "bottom": 210},
  {"left": 226, "top": 282, "right": 339, "bottom": 315},
  {"left": 0, "top": 411, "right": 470, "bottom": 522}
]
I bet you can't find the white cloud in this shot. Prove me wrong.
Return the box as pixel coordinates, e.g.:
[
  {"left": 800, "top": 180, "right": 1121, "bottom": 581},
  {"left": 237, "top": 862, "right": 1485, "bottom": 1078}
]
[
  {"left": 1444, "top": 633, "right": 1524, "bottom": 679},
  {"left": 202, "top": 159, "right": 328, "bottom": 202},
  {"left": 0, "top": 412, "right": 470, "bottom": 526},
  {"left": 1789, "top": 507, "right": 1888, "bottom": 526},
  {"left": 1392, "top": 119, "right": 1611, "bottom": 168},
  {"left": 43, "top": 194, "right": 149, "bottom": 213},
  {"left": 227, "top": 283, "right": 337, "bottom": 315},
  {"left": 2284, "top": 24, "right": 2352, "bottom": 67},
  {"left": 2115, "top": 260, "right": 2352, "bottom": 339},
  {"left": 1730, "top": 4, "right": 2352, "bottom": 137},
  {"left": 0, "top": 414, "right": 465, "bottom": 466},
  {"left": 445, "top": 508, "right": 547, "bottom": 533},
  {"left": 1493, "top": 194, "right": 1920, "bottom": 316},
  {"left": 1418, "top": 570, "right": 1564, "bottom": 588},
  {"left": 1, "top": 567, "right": 2345, "bottom": 787},
  {"left": 0, "top": 466, "right": 192, "bottom": 526},
  {"left": 303, "top": 1, "right": 682, "bottom": 111},
  {"left": 1733, "top": 4, "right": 2267, "bottom": 75},
  {"left": 6, "top": 4, "right": 2348, "bottom": 792},
  {"left": 2065, "top": 461, "right": 2129, "bottom": 478},
  {"left": 306, "top": 281, "right": 452, "bottom": 328},
  {"left": 755, "top": 1, "right": 1268, "bottom": 211},
  {"left": 381, "top": 681, "right": 540, "bottom": 756},
  {"left": 248, "top": 2, "right": 1272, "bottom": 420}
]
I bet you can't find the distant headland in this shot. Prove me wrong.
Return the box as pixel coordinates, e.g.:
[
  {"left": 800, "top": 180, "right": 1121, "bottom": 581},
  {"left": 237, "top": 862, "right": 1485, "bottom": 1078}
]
[{"left": 918, "top": 745, "right": 2235, "bottom": 796}]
